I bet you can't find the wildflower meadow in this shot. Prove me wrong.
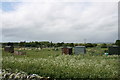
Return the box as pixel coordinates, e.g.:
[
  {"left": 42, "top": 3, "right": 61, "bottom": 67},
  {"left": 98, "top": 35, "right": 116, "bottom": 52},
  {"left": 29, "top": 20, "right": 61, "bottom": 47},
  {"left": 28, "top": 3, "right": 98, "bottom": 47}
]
[{"left": 2, "top": 48, "right": 120, "bottom": 79}]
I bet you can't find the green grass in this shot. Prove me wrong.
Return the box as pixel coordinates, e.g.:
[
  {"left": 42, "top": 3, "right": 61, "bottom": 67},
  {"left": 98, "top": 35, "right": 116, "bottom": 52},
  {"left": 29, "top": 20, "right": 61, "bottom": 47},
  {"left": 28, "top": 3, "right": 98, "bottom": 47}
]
[{"left": 2, "top": 47, "right": 120, "bottom": 78}]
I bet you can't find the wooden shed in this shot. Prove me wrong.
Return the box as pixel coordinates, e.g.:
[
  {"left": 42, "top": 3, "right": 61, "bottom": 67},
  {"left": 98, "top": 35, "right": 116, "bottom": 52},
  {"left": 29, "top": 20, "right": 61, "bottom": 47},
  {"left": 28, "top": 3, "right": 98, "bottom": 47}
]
[
  {"left": 62, "top": 47, "right": 72, "bottom": 55},
  {"left": 4, "top": 46, "right": 14, "bottom": 53}
]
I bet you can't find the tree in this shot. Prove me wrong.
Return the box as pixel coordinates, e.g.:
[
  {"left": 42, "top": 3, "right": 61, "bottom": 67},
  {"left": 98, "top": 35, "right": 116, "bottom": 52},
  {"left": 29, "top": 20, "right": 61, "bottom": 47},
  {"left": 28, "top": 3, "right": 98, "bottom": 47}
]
[
  {"left": 50, "top": 41, "right": 53, "bottom": 47},
  {"left": 101, "top": 43, "right": 107, "bottom": 48},
  {"left": 19, "top": 41, "right": 26, "bottom": 47},
  {"left": 85, "top": 43, "right": 94, "bottom": 48},
  {"left": 92, "top": 43, "right": 97, "bottom": 47},
  {"left": 69, "top": 43, "right": 74, "bottom": 47},
  {"left": 56, "top": 42, "right": 64, "bottom": 47},
  {"left": 115, "top": 40, "right": 120, "bottom": 46}
]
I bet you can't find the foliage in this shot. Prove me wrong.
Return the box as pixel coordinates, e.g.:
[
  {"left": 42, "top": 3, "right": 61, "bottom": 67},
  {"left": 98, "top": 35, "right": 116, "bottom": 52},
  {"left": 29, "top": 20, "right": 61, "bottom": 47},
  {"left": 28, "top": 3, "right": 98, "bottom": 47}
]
[
  {"left": 115, "top": 40, "right": 120, "bottom": 46},
  {"left": 101, "top": 43, "right": 107, "bottom": 48},
  {"left": 85, "top": 43, "right": 97, "bottom": 48}
]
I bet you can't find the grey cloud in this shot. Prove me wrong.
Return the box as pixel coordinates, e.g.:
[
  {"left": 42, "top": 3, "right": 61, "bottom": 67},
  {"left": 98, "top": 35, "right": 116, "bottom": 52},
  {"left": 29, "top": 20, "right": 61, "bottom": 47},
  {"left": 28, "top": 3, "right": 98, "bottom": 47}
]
[{"left": 1, "top": 2, "right": 118, "bottom": 43}]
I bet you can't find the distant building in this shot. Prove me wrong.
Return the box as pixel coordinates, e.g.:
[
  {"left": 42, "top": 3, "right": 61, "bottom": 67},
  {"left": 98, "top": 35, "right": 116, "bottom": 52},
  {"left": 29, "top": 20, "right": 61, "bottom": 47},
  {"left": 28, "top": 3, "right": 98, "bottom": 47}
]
[
  {"left": 62, "top": 47, "right": 72, "bottom": 55},
  {"left": 4, "top": 46, "right": 14, "bottom": 53},
  {"left": 74, "top": 46, "right": 86, "bottom": 54},
  {"left": 108, "top": 46, "right": 120, "bottom": 55}
]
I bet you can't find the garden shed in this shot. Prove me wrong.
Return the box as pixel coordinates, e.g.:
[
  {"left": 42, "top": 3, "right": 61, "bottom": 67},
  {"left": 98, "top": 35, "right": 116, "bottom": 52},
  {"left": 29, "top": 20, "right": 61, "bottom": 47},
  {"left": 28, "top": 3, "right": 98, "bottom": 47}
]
[
  {"left": 4, "top": 46, "right": 14, "bottom": 53},
  {"left": 62, "top": 47, "right": 72, "bottom": 55},
  {"left": 108, "top": 46, "right": 120, "bottom": 55},
  {"left": 74, "top": 46, "right": 86, "bottom": 54}
]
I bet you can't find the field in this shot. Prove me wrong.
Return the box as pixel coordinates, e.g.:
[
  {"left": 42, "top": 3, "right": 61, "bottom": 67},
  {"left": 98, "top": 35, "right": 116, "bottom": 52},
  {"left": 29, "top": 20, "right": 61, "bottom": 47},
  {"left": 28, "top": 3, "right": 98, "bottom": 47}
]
[{"left": 2, "top": 47, "right": 120, "bottom": 78}]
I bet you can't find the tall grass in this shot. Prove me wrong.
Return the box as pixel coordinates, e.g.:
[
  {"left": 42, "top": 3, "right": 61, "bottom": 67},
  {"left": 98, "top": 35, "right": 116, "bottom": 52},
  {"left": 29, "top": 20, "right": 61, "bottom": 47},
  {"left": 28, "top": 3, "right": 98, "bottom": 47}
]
[{"left": 2, "top": 48, "right": 120, "bottom": 78}]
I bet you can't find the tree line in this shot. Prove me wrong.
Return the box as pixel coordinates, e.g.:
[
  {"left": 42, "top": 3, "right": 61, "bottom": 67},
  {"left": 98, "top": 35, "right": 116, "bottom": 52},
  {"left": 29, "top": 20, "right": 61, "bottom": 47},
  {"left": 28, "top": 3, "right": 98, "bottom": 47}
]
[
  {"left": 1, "top": 40, "right": 120, "bottom": 48},
  {"left": 2, "top": 41, "right": 97, "bottom": 48}
]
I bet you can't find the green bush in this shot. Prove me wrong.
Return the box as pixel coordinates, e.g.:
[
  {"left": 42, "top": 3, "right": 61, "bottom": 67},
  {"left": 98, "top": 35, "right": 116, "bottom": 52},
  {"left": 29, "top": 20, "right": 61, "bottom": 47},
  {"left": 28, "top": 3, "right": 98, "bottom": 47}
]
[{"left": 115, "top": 40, "right": 120, "bottom": 46}]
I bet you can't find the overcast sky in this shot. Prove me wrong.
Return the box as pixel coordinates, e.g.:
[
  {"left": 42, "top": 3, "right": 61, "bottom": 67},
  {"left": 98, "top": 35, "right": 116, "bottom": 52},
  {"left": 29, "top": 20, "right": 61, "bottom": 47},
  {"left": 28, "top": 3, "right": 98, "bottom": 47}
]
[{"left": 0, "top": 0, "right": 119, "bottom": 43}]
